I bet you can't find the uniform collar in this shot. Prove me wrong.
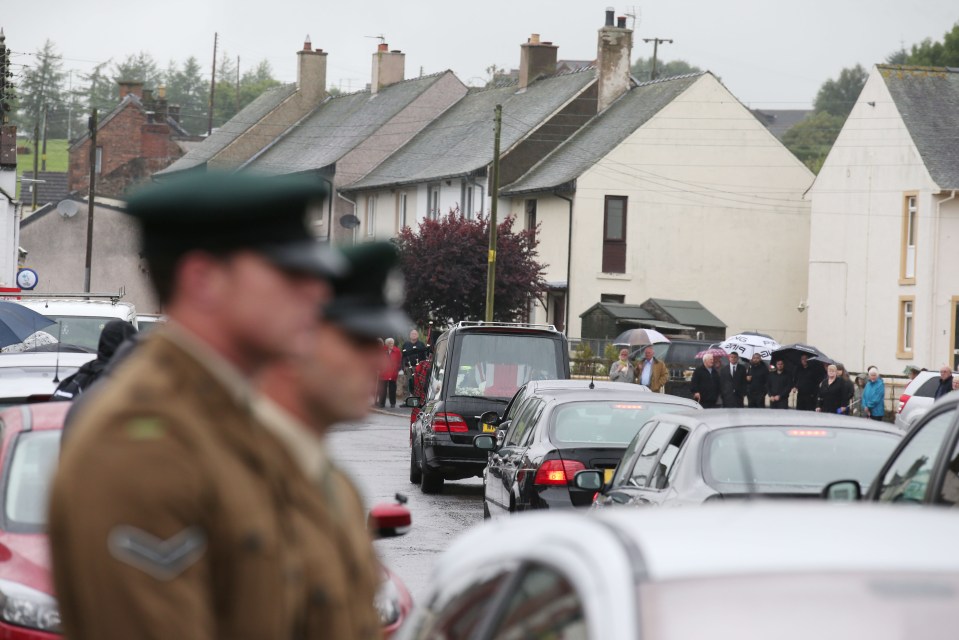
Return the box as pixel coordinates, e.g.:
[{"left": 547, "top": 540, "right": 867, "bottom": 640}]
[
  {"left": 162, "top": 322, "right": 254, "bottom": 407},
  {"left": 252, "top": 396, "right": 328, "bottom": 484}
]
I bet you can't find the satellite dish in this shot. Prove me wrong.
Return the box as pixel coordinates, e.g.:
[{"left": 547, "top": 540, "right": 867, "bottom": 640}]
[
  {"left": 339, "top": 214, "right": 361, "bottom": 229},
  {"left": 57, "top": 200, "right": 80, "bottom": 218}
]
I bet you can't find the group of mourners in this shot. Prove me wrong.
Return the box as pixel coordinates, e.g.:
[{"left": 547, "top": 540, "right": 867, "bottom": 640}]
[{"left": 375, "top": 329, "right": 429, "bottom": 408}]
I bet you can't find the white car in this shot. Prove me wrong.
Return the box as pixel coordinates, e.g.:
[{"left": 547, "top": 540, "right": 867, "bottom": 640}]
[
  {"left": 15, "top": 299, "right": 137, "bottom": 352},
  {"left": 0, "top": 352, "right": 96, "bottom": 408},
  {"left": 399, "top": 504, "right": 959, "bottom": 639},
  {"left": 895, "top": 369, "right": 957, "bottom": 431}
]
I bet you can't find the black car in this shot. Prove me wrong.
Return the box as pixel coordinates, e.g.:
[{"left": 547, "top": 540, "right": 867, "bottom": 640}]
[
  {"left": 474, "top": 382, "right": 700, "bottom": 518},
  {"left": 407, "top": 321, "right": 570, "bottom": 494},
  {"left": 824, "top": 392, "right": 959, "bottom": 505},
  {"left": 581, "top": 409, "right": 902, "bottom": 507}
]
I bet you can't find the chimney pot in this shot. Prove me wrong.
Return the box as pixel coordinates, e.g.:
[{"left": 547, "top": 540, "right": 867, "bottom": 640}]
[
  {"left": 530, "top": 33, "right": 541, "bottom": 44},
  {"left": 617, "top": 16, "right": 626, "bottom": 28},
  {"left": 605, "top": 7, "right": 615, "bottom": 26},
  {"left": 519, "top": 36, "right": 558, "bottom": 89},
  {"left": 303, "top": 35, "right": 312, "bottom": 51},
  {"left": 378, "top": 42, "right": 389, "bottom": 52}
]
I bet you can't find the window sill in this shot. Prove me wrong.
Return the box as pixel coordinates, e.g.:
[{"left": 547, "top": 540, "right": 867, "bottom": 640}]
[
  {"left": 596, "top": 273, "right": 632, "bottom": 281},
  {"left": 896, "top": 350, "right": 914, "bottom": 360},
  {"left": 899, "top": 278, "right": 916, "bottom": 286}
]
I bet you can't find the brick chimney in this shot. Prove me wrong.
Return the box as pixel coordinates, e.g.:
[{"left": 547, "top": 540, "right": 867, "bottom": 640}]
[
  {"left": 297, "top": 35, "right": 328, "bottom": 105},
  {"left": 519, "top": 34, "right": 558, "bottom": 89},
  {"left": 596, "top": 8, "right": 633, "bottom": 112},
  {"left": 371, "top": 43, "right": 405, "bottom": 94},
  {"left": 118, "top": 80, "right": 144, "bottom": 100}
]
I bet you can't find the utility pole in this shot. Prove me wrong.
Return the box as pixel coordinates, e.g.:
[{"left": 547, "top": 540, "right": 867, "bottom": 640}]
[
  {"left": 40, "top": 103, "right": 48, "bottom": 171},
  {"left": 207, "top": 32, "right": 218, "bottom": 136},
  {"left": 484, "top": 104, "right": 502, "bottom": 323},
  {"left": 66, "top": 69, "right": 73, "bottom": 141},
  {"left": 235, "top": 55, "right": 240, "bottom": 114},
  {"left": 642, "top": 37, "right": 673, "bottom": 81},
  {"left": 84, "top": 108, "right": 97, "bottom": 293},
  {"left": 31, "top": 121, "right": 38, "bottom": 211}
]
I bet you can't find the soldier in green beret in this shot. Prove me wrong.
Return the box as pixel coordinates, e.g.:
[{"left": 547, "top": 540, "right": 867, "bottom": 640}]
[{"left": 49, "top": 172, "right": 350, "bottom": 639}]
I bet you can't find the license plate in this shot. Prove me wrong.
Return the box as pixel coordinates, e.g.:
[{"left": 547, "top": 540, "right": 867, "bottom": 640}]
[
  {"left": 482, "top": 423, "right": 497, "bottom": 433},
  {"left": 603, "top": 468, "right": 614, "bottom": 484}
]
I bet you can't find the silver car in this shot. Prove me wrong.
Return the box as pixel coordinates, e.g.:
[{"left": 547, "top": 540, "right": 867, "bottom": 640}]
[
  {"left": 398, "top": 504, "right": 959, "bottom": 639},
  {"left": 895, "top": 370, "right": 957, "bottom": 431}
]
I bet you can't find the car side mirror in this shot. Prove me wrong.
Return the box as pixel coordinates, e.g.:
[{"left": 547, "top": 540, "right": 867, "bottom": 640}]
[
  {"left": 405, "top": 396, "right": 421, "bottom": 408},
  {"left": 573, "top": 469, "right": 604, "bottom": 491},
  {"left": 822, "top": 479, "right": 862, "bottom": 502},
  {"left": 479, "top": 410, "right": 500, "bottom": 427},
  {"left": 368, "top": 497, "right": 412, "bottom": 539},
  {"left": 473, "top": 434, "right": 496, "bottom": 450}
]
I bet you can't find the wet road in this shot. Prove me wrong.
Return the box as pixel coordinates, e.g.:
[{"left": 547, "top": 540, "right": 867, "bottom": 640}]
[{"left": 328, "top": 410, "right": 484, "bottom": 601}]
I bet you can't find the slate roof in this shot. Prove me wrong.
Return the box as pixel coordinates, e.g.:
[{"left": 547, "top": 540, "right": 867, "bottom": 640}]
[
  {"left": 879, "top": 65, "right": 959, "bottom": 189},
  {"left": 70, "top": 94, "right": 190, "bottom": 151},
  {"left": 31, "top": 171, "right": 70, "bottom": 206},
  {"left": 346, "top": 68, "right": 596, "bottom": 191},
  {"left": 157, "top": 83, "right": 298, "bottom": 175},
  {"left": 579, "top": 302, "right": 695, "bottom": 332},
  {"left": 644, "top": 298, "right": 726, "bottom": 329},
  {"left": 501, "top": 73, "right": 704, "bottom": 195},
  {"left": 247, "top": 72, "right": 453, "bottom": 175},
  {"left": 750, "top": 108, "right": 812, "bottom": 140}
]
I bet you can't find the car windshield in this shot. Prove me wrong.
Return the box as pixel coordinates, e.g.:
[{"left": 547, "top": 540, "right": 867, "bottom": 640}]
[
  {"left": 639, "top": 572, "right": 959, "bottom": 639},
  {"left": 549, "top": 401, "right": 691, "bottom": 445},
  {"left": 4, "top": 430, "right": 61, "bottom": 531},
  {"left": 452, "top": 333, "right": 562, "bottom": 399},
  {"left": 704, "top": 426, "right": 899, "bottom": 493},
  {"left": 47, "top": 316, "right": 120, "bottom": 351}
]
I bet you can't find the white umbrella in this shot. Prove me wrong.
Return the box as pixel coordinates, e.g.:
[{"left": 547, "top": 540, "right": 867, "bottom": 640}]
[
  {"left": 612, "top": 328, "right": 671, "bottom": 347},
  {"left": 720, "top": 332, "right": 781, "bottom": 361}
]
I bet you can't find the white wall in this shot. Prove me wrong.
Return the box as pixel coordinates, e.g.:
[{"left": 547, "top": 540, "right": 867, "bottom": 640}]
[
  {"left": 554, "top": 74, "right": 813, "bottom": 342},
  {"left": 807, "top": 66, "right": 946, "bottom": 373},
  {"left": 0, "top": 168, "right": 19, "bottom": 288}
]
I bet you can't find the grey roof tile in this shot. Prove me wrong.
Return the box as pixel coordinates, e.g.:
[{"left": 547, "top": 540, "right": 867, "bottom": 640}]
[
  {"left": 347, "top": 68, "right": 596, "bottom": 191},
  {"left": 879, "top": 65, "right": 959, "bottom": 189},
  {"left": 645, "top": 298, "right": 726, "bottom": 328},
  {"left": 502, "top": 73, "right": 703, "bottom": 195},
  {"left": 157, "top": 83, "right": 298, "bottom": 175},
  {"left": 247, "top": 72, "right": 450, "bottom": 175}
]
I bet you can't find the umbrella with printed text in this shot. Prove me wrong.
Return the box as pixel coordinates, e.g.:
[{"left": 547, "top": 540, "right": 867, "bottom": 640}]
[
  {"left": 0, "top": 302, "right": 57, "bottom": 349},
  {"left": 720, "top": 332, "right": 781, "bottom": 361}
]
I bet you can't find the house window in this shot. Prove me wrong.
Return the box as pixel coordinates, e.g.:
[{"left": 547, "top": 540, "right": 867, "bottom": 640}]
[
  {"left": 366, "top": 195, "right": 376, "bottom": 237},
  {"left": 898, "top": 296, "right": 915, "bottom": 358},
  {"left": 94, "top": 146, "right": 103, "bottom": 174},
  {"left": 900, "top": 194, "right": 918, "bottom": 283},
  {"left": 602, "top": 196, "right": 627, "bottom": 273},
  {"left": 601, "top": 294, "right": 625, "bottom": 303},
  {"left": 398, "top": 192, "right": 408, "bottom": 230},
  {"left": 525, "top": 199, "right": 537, "bottom": 232},
  {"left": 462, "top": 183, "right": 474, "bottom": 219},
  {"left": 428, "top": 185, "right": 440, "bottom": 220}
]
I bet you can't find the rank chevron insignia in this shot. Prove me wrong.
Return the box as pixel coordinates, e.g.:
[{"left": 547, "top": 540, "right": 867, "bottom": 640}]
[{"left": 107, "top": 525, "right": 208, "bottom": 581}]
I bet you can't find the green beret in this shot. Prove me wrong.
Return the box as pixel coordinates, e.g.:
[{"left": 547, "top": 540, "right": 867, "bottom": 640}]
[
  {"left": 324, "top": 242, "right": 410, "bottom": 339},
  {"left": 128, "top": 171, "right": 345, "bottom": 278}
]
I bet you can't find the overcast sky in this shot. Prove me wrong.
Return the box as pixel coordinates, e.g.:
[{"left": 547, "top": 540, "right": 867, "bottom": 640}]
[{"left": 5, "top": 0, "right": 958, "bottom": 109}]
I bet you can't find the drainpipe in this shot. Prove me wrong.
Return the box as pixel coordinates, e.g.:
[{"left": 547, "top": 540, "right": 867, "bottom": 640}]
[
  {"left": 555, "top": 191, "right": 574, "bottom": 337},
  {"left": 933, "top": 189, "right": 957, "bottom": 364},
  {"left": 337, "top": 191, "right": 358, "bottom": 245}
]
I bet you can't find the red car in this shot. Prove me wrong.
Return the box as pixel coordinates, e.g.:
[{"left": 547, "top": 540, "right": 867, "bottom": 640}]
[{"left": 0, "top": 402, "right": 68, "bottom": 638}]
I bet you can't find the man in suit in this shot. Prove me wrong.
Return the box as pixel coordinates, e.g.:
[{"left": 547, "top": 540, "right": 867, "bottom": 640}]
[
  {"left": 690, "top": 353, "right": 721, "bottom": 408},
  {"left": 720, "top": 351, "right": 748, "bottom": 408},
  {"left": 746, "top": 353, "right": 769, "bottom": 408},
  {"left": 48, "top": 172, "right": 395, "bottom": 640}
]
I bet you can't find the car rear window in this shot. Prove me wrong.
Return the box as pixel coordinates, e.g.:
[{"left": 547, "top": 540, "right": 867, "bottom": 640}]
[
  {"left": 916, "top": 375, "right": 946, "bottom": 398},
  {"left": 704, "top": 426, "right": 899, "bottom": 493},
  {"left": 48, "top": 316, "right": 125, "bottom": 351},
  {"left": 549, "top": 401, "right": 691, "bottom": 445},
  {"left": 4, "top": 430, "right": 61, "bottom": 531},
  {"left": 451, "top": 333, "right": 563, "bottom": 399}
]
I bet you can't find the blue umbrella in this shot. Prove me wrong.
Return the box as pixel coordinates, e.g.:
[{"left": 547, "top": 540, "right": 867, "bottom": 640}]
[{"left": 0, "top": 301, "right": 57, "bottom": 348}]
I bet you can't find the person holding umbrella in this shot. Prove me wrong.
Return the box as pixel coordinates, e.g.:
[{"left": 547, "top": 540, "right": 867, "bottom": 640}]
[
  {"left": 767, "top": 359, "right": 792, "bottom": 409},
  {"left": 691, "top": 353, "right": 721, "bottom": 408},
  {"left": 634, "top": 345, "right": 668, "bottom": 392},
  {"left": 792, "top": 354, "right": 824, "bottom": 411},
  {"left": 746, "top": 352, "right": 769, "bottom": 408}
]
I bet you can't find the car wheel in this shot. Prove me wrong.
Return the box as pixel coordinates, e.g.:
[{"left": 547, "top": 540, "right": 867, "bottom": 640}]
[
  {"left": 421, "top": 463, "right": 444, "bottom": 494},
  {"left": 409, "top": 447, "right": 422, "bottom": 484},
  {"left": 483, "top": 500, "right": 491, "bottom": 520}
]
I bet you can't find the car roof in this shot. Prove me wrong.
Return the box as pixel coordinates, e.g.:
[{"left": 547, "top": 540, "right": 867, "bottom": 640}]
[
  {"left": 438, "top": 503, "right": 959, "bottom": 586},
  {"left": 526, "top": 383, "right": 700, "bottom": 408},
  {"left": 16, "top": 299, "right": 136, "bottom": 318},
  {"left": 650, "top": 408, "right": 903, "bottom": 436}
]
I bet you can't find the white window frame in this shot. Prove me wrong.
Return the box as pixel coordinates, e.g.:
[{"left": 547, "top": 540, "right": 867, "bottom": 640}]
[
  {"left": 366, "top": 195, "right": 376, "bottom": 237},
  {"left": 398, "top": 192, "right": 408, "bottom": 230},
  {"left": 94, "top": 146, "right": 103, "bottom": 174}
]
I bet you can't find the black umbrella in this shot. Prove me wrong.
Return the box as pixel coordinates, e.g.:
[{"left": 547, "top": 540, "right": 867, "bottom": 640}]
[
  {"left": 770, "top": 343, "right": 829, "bottom": 367},
  {"left": 0, "top": 301, "right": 57, "bottom": 349}
]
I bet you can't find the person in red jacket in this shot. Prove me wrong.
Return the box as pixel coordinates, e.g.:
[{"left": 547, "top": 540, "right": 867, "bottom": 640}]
[{"left": 378, "top": 337, "right": 403, "bottom": 408}]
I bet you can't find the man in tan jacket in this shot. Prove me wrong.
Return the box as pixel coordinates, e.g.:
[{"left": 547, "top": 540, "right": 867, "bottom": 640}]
[
  {"left": 634, "top": 345, "right": 669, "bottom": 392},
  {"left": 47, "top": 172, "right": 387, "bottom": 639}
]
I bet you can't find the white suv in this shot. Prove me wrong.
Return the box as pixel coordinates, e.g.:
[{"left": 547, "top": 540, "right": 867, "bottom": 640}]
[
  {"left": 15, "top": 299, "right": 137, "bottom": 352},
  {"left": 895, "top": 370, "right": 958, "bottom": 431}
]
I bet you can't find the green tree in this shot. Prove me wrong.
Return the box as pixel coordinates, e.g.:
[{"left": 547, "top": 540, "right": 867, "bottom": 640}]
[
  {"left": 812, "top": 64, "right": 868, "bottom": 118},
  {"left": 781, "top": 111, "right": 845, "bottom": 173},
  {"left": 165, "top": 56, "right": 208, "bottom": 135},
  {"left": 906, "top": 22, "right": 959, "bottom": 66},
  {"left": 14, "top": 40, "right": 67, "bottom": 138},
  {"left": 238, "top": 60, "right": 280, "bottom": 107},
  {"left": 78, "top": 59, "right": 118, "bottom": 114},
  {"left": 212, "top": 53, "right": 238, "bottom": 128},
  {"left": 112, "top": 52, "right": 162, "bottom": 89},
  {"left": 631, "top": 57, "right": 701, "bottom": 82}
]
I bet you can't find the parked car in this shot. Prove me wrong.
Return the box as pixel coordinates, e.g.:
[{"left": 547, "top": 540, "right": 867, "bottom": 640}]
[
  {"left": 134, "top": 314, "right": 165, "bottom": 335},
  {"left": 408, "top": 321, "right": 570, "bottom": 494},
  {"left": 825, "top": 391, "right": 959, "bottom": 505},
  {"left": 474, "top": 382, "right": 699, "bottom": 518},
  {"left": 0, "top": 353, "right": 96, "bottom": 409},
  {"left": 581, "top": 409, "right": 901, "bottom": 508},
  {"left": 895, "top": 369, "right": 957, "bottom": 431},
  {"left": 397, "top": 503, "right": 959, "bottom": 640},
  {"left": 629, "top": 339, "right": 714, "bottom": 397},
  {"left": 15, "top": 299, "right": 137, "bottom": 352}
]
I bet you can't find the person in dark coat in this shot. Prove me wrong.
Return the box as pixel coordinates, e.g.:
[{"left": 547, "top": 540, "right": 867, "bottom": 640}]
[
  {"left": 690, "top": 353, "right": 721, "bottom": 408},
  {"left": 767, "top": 359, "right": 792, "bottom": 409},
  {"left": 51, "top": 320, "right": 137, "bottom": 401},
  {"left": 934, "top": 366, "right": 955, "bottom": 400},
  {"left": 746, "top": 353, "right": 769, "bottom": 408},
  {"left": 401, "top": 329, "right": 429, "bottom": 394},
  {"left": 817, "top": 364, "right": 847, "bottom": 414},
  {"left": 835, "top": 363, "right": 856, "bottom": 414},
  {"left": 792, "top": 354, "right": 824, "bottom": 411},
  {"left": 720, "top": 352, "right": 748, "bottom": 408}
]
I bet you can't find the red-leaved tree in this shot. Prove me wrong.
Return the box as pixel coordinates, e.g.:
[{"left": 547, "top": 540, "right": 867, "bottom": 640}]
[{"left": 394, "top": 208, "right": 547, "bottom": 327}]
